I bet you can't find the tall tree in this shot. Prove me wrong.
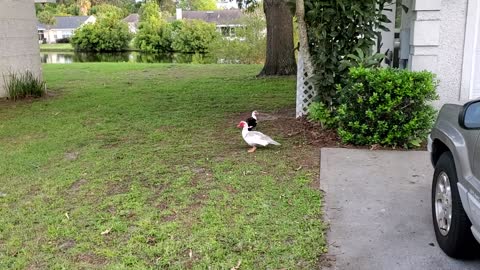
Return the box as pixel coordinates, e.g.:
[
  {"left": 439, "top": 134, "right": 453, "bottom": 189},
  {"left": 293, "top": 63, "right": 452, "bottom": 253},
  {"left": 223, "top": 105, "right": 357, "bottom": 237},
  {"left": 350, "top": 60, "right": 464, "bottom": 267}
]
[
  {"left": 237, "top": 0, "right": 296, "bottom": 76},
  {"left": 180, "top": 0, "right": 217, "bottom": 11},
  {"left": 157, "top": 0, "right": 176, "bottom": 14},
  {"left": 79, "top": 0, "right": 92, "bottom": 15},
  {"left": 89, "top": 3, "right": 127, "bottom": 19},
  {"left": 139, "top": 0, "right": 162, "bottom": 23},
  {"left": 260, "top": 0, "right": 296, "bottom": 76}
]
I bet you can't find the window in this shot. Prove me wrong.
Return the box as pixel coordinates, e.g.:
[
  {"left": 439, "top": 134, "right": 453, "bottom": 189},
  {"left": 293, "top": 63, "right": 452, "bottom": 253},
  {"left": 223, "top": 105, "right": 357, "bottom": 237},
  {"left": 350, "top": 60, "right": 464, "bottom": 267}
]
[
  {"left": 464, "top": 102, "right": 480, "bottom": 129},
  {"left": 221, "top": 27, "right": 230, "bottom": 36},
  {"left": 38, "top": 30, "right": 44, "bottom": 41}
]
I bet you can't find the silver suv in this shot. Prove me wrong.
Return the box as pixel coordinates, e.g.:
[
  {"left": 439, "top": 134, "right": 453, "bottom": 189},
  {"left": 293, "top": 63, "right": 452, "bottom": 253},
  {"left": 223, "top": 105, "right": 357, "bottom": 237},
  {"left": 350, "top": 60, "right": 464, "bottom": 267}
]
[{"left": 428, "top": 99, "right": 480, "bottom": 258}]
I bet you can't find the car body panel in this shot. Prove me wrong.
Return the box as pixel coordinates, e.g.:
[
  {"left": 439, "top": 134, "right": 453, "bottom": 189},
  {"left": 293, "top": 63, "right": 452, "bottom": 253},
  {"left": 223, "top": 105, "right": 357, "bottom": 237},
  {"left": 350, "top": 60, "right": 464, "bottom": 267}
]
[
  {"left": 468, "top": 192, "right": 480, "bottom": 240},
  {"left": 429, "top": 102, "right": 480, "bottom": 243}
]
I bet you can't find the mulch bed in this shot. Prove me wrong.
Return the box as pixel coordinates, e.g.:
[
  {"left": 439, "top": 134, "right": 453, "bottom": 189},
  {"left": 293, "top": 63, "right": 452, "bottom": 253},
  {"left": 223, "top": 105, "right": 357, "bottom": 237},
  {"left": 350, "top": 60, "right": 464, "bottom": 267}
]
[
  {"left": 234, "top": 107, "right": 427, "bottom": 151},
  {"left": 235, "top": 107, "right": 340, "bottom": 148}
]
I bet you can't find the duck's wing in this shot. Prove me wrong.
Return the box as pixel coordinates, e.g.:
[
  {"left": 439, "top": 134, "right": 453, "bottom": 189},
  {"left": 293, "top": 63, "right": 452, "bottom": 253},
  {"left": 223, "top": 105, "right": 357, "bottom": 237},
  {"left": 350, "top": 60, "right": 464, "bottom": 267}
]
[
  {"left": 246, "top": 117, "right": 257, "bottom": 130},
  {"left": 244, "top": 131, "right": 280, "bottom": 146}
]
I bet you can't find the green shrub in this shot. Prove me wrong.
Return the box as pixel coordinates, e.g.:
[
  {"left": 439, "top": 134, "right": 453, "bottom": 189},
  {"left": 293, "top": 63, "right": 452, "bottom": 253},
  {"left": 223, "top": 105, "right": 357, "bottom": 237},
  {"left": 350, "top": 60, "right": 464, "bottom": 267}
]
[
  {"left": 3, "top": 70, "right": 46, "bottom": 101},
  {"left": 71, "top": 16, "right": 132, "bottom": 52},
  {"left": 135, "top": 1, "right": 218, "bottom": 54},
  {"left": 134, "top": 1, "right": 175, "bottom": 53},
  {"left": 308, "top": 102, "right": 337, "bottom": 129},
  {"left": 134, "top": 8, "right": 172, "bottom": 53},
  {"left": 138, "top": 0, "right": 161, "bottom": 24},
  {"left": 171, "top": 20, "right": 219, "bottom": 53},
  {"left": 305, "top": 0, "right": 394, "bottom": 107},
  {"left": 336, "top": 67, "right": 438, "bottom": 148},
  {"left": 135, "top": 23, "right": 173, "bottom": 53},
  {"left": 179, "top": 0, "right": 217, "bottom": 11}
]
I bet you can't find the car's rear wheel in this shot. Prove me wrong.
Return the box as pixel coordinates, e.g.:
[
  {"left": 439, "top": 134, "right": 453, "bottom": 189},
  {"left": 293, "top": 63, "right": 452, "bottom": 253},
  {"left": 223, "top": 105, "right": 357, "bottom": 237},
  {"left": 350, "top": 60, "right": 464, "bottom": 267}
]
[{"left": 432, "top": 151, "right": 477, "bottom": 258}]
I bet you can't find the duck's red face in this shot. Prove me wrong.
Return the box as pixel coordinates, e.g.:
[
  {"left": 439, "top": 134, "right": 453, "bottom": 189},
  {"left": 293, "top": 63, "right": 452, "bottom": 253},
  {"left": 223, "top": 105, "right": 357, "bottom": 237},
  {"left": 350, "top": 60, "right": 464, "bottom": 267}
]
[{"left": 237, "top": 121, "right": 246, "bottom": 128}]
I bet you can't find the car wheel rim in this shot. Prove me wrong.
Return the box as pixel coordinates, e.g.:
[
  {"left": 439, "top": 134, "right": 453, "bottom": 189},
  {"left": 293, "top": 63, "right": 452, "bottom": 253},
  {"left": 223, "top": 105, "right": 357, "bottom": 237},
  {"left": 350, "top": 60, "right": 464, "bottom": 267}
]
[{"left": 435, "top": 172, "right": 453, "bottom": 236}]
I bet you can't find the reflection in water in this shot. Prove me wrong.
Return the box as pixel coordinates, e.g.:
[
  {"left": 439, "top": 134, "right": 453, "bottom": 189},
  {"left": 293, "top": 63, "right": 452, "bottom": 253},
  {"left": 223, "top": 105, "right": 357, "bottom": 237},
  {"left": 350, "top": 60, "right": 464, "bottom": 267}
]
[{"left": 40, "top": 51, "right": 221, "bottom": 64}]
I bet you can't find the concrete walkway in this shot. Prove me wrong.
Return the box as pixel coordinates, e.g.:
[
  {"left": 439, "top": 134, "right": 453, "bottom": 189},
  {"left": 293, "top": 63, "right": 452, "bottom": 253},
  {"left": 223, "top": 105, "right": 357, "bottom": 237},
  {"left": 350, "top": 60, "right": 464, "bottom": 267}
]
[{"left": 320, "top": 148, "right": 480, "bottom": 270}]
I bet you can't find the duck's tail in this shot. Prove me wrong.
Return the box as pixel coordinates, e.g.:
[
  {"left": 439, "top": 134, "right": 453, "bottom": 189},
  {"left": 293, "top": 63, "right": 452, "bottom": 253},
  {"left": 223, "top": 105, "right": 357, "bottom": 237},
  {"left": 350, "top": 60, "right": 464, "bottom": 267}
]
[{"left": 269, "top": 139, "right": 281, "bottom": 146}]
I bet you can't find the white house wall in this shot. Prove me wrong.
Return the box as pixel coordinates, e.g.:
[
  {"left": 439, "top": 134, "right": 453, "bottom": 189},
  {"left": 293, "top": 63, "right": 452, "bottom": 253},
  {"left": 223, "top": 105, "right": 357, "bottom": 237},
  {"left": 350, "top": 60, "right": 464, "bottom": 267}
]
[
  {"left": 436, "top": 0, "right": 468, "bottom": 105},
  {"left": 0, "top": 0, "right": 42, "bottom": 97},
  {"left": 404, "top": 0, "right": 468, "bottom": 106},
  {"left": 42, "top": 16, "right": 96, "bottom": 43},
  {"left": 85, "top": 16, "right": 96, "bottom": 24},
  {"left": 45, "top": 29, "right": 75, "bottom": 43},
  {"left": 461, "top": 0, "right": 480, "bottom": 100}
]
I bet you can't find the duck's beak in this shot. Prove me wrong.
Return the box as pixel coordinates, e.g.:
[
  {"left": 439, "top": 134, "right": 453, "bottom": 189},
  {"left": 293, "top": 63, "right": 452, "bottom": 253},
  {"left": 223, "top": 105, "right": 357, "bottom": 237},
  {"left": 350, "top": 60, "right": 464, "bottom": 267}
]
[{"left": 236, "top": 124, "right": 242, "bottom": 128}]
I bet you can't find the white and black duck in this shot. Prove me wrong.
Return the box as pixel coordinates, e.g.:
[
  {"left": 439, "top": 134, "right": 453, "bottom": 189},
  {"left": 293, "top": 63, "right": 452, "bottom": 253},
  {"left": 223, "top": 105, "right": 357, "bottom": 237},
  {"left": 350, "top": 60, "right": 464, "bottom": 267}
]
[
  {"left": 246, "top": 110, "right": 258, "bottom": 131},
  {"left": 237, "top": 121, "right": 280, "bottom": 153}
]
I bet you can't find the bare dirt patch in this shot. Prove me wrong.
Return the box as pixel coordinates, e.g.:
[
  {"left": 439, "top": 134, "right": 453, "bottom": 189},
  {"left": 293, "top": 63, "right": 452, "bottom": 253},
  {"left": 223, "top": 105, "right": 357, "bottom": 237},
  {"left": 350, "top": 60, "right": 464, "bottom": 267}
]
[
  {"left": 105, "top": 177, "right": 131, "bottom": 196},
  {"left": 190, "top": 167, "right": 213, "bottom": 188},
  {"left": 232, "top": 107, "right": 426, "bottom": 152},
  {"left": 225, "top": 185, "right": 238, "bottom": 194},
  {"left": 69, "top": 178, "right": 88, "bottom": 192},
  {"left": 231, "top": 107, "right": 340, "bottom": 148},
  {"left": 64, "top": 151, "right": 80, "bottom": 161},
  {"left": 228, "top": 107, "right": 338, "bottom": 180},
  {"left": 26, "top": 262, "right": 48, "bottom": 270},
  {"left": 58, "top": 239, "right": 76, "bottom": 252},
  {"left": 0, "top": 92, "right": 58, "bottom": 108},
  {"left": 161, "top": 212, "right": 177, "bottom": 222},
  {"left": 155, "top": 125, "right": 177, "bottom": 132},
  {"left": 74, "top": 252, "right": 108, "bottom": 266}
]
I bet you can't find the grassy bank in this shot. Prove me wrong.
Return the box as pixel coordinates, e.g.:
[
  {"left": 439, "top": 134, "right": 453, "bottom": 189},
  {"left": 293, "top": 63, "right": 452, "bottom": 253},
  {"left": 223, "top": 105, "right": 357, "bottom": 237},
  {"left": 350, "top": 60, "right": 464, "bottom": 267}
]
[
  {"left": 0, "top": 63, "right": 325, "bottom": 269},
  {"left": 40, "top": 43, "right": 74, "bottom": 52},
  {"left": 40, "top": 43, "right": 139, "bottom": 52}
]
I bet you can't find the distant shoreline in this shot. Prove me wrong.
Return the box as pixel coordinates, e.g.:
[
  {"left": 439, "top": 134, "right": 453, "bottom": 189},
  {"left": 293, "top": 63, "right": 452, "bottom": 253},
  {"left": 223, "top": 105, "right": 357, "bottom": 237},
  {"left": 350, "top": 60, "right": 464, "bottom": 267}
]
[{"left": 39, "top": 44, "right": 139, "bottom": 53}]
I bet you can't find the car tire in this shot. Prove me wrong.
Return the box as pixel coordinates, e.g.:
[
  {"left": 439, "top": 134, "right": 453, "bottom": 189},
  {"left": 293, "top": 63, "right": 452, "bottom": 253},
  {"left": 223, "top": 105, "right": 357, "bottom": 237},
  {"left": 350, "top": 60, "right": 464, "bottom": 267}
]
[{"left": 432, "top": 151, "right": 477, "bottom": 258}]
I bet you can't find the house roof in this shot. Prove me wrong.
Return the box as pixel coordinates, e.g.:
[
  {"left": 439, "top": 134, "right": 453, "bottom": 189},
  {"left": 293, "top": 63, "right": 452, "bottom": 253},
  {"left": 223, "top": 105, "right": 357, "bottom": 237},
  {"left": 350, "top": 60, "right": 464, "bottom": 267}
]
[
  {"left": 37, "top": 16, "right": 91, "bottom": 30},
  {"left": 182, "top": 10, "right": 244, "bottom": 25},
  {"left": 123, "top": 13, "right": 139, "bottom": 24}
]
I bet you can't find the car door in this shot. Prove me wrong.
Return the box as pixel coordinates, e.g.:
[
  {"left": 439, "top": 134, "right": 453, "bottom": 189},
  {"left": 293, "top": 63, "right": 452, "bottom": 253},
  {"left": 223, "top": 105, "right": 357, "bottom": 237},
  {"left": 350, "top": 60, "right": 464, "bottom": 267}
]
[{"left": 468, "top": 132, "right": 480, "bottom": 231}]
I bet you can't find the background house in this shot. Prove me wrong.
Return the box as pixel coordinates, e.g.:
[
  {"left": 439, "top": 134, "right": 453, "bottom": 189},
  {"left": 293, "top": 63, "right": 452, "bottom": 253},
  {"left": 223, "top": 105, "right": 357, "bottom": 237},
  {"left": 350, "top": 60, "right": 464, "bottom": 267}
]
[
  {"left": 37, "top": 15, "right": 96, "bottom": 44},
  {"left": 175, "top": 9, "right": 244, "bottom": 38},
  {"left": 399, "top": 0, "right": 480, "bottom": 105},
  {"left": 123, "top": 13, "right": 139, "bottom": 33}
]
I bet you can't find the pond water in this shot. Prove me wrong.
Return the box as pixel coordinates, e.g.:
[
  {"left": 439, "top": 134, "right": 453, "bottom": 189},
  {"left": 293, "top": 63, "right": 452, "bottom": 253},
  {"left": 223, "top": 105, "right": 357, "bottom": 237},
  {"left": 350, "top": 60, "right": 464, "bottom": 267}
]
[{"left": 40, "top": 51, "right": 227, "bottom": 64}]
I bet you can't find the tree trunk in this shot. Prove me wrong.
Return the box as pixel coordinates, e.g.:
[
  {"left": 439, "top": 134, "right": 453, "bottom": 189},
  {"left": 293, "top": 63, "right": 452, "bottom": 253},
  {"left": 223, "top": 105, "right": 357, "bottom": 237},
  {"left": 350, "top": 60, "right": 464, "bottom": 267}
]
[{"left": 258, "top": 0, "right": 297, "bottom": 76}]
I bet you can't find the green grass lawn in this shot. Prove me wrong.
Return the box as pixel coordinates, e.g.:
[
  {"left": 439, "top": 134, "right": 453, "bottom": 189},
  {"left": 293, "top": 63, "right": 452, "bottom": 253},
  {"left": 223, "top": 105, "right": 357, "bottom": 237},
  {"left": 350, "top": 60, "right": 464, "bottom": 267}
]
[
  {"left": 40, "top": 43, "right": 74, "bottom": 52},
  {"left": 0, "top": 63, "right": 325, "bottom": 269}
]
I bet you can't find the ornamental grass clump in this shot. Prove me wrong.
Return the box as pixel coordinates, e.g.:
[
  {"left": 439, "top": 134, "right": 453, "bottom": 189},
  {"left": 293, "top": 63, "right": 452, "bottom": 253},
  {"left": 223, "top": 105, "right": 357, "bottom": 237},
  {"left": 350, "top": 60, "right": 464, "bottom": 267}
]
[{"left": 3, "top": 70, "right": 46, "bottom": 101}]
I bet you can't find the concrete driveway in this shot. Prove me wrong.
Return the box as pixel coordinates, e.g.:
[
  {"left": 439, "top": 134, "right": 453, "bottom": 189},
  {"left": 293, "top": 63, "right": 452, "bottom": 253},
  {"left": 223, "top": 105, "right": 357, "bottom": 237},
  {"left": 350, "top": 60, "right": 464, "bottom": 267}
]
[{"left": 320, "top": 148, "right": 480, "bottom": 270}]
